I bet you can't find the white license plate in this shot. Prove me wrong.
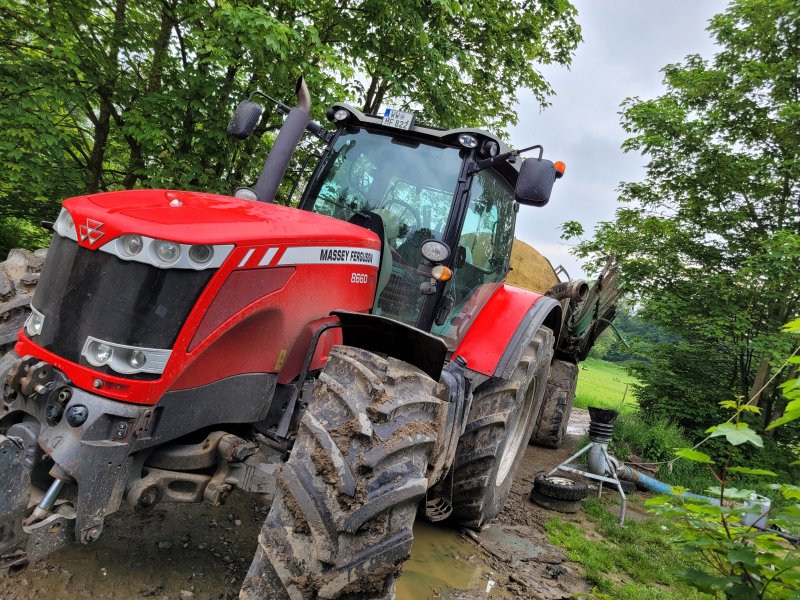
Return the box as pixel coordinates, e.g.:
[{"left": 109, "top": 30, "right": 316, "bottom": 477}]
[{"left": 382, "top": 108, "right": 415, "bottom": 130}]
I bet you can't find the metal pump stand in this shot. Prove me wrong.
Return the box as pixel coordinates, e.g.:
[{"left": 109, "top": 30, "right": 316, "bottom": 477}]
[{"left": 546, "top": 407, "right": 628, "bottom": 525}]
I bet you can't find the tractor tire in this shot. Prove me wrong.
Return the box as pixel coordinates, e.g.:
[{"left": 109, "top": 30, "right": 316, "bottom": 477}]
[
  {"left": 532, "top": 475, "right": 588, "bottom": 501},
  {"left": 529, "top": 489, "right": 582, "bottom": 514},
  {"left": 449, "top": 327, "right": 554, "bottom": 530},
  {"left": 0, "top": 249, "right": 45, "bottom": 355},
  {"left": 531, "top": 359, "right": 578, "bottom": 449},
  {"left": 240, "top": 346, "right": 443, "bottom": 600}
]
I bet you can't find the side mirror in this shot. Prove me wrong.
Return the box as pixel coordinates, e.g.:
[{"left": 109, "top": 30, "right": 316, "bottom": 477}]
[
  {"left": 227, "top": 101, "right": 263, "bottom": 139},
  {"left": 515, "top": 158, "right": 557, "bottom": 207}
]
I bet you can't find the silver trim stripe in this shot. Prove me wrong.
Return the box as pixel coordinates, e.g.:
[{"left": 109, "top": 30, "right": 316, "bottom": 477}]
[
  {"left": 276, "top": 246, "right": 380, "bottom": 267},
  {"left": 238, "top": 248, "right": 255, "bottom": 267},
  {"left": 258, "top": 247, "right": 279, "bottom": 266}
]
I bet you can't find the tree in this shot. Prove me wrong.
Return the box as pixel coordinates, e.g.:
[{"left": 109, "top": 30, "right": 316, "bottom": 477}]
[
  {"left": 0, "top": 0, "right": 581, "bottom": 256},
  {"left": 566, "top": 0, "right": 800, "bottom": 437}
]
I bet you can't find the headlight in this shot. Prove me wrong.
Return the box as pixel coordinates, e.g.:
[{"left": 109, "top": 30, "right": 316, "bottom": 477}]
[
  {"left": 118, "top": 234, "right": 144, "bottom": 257},
  {"left": 53, "top": 208, "right": 76, "bottom": 239},
  {"left": 188, "top": 245, "right": 214, "bottom": 265},
  {"left": 24, "top": 306, "right": 45, "bottom": 336},
  {"left": 458, "top": 134, "right": 478, "bottom": 148},
  {"left": 153, "top": 240, "right": 181, "bottom": 265},
  {"left": 421, "top": 239, "right": 450, "bottom": 263}
]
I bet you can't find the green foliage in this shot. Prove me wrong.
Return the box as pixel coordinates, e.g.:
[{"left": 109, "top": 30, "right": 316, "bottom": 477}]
[
  {"left": 566, "top": 0, "right": 800, "bottom": 446},
  {"left": 574, "top": 357, "right": 638, "bottom": 412},
  {"left": 588, "top": 303, "right": 676, "bottom": 363},
  {"left": 0, "top": 0, "right": 581, "bottom": 238},
  {"left": 649, "top": 368, "right": 800, "bottom": 599},
  {"left": 611, "top": 411, "right": 713, "bottom": 491},
  {"left": 544, "top": 498, "right": 710, "bottom": 599}
]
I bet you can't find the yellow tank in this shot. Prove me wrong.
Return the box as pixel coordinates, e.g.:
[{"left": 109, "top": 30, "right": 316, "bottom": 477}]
[{"left": 506, "top": 238, "right": 559, "bottom": 294}]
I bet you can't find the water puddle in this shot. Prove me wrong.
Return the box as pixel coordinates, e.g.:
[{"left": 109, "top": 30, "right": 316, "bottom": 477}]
[{"left": 397, "top": 521, "right": 508, "bottom": 599}]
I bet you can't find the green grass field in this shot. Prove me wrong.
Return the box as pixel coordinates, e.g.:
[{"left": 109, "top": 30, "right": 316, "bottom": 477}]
[{"left": 574, "top": 358, "right": 638, "bottom": 413}]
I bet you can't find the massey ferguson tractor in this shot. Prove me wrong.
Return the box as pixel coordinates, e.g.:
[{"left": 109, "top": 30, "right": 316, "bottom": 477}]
[{"left": 0, "top": 78, "right": 595, "bottom": 599}]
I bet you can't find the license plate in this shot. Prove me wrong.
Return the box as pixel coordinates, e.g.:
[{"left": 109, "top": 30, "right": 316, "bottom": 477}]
[{"left": 382, "top": 108, "right": 415, "bottom": 130}]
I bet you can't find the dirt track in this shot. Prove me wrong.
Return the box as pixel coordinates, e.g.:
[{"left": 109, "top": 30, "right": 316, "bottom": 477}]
[{"left": 0, "top": 409, "right": 600, "bottom": 600}]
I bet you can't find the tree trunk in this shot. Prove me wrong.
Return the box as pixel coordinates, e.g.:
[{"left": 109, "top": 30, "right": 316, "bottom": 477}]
[{"left": 85, "top": 0, "right": 127, "bottom": 193}]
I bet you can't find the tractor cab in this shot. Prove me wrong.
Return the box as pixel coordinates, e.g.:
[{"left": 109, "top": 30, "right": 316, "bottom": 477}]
[{"left": 297, "top": 103, "right": 561, "bottom": 347}]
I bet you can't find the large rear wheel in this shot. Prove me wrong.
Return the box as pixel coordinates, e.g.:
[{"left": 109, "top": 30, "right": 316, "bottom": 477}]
[
  {"left": 530, "top": 359, "right": 578, "bottom": 449},
  {"left": 240, "top": 346, "right": 443, "bottom": 600},
  {"left": 449, "top": 327, "right": 554, "bottom": 529}
]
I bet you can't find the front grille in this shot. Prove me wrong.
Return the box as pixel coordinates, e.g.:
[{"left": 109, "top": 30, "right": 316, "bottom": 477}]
[{"left": 30, "top": 235, "right": 213, "bottom": 379}]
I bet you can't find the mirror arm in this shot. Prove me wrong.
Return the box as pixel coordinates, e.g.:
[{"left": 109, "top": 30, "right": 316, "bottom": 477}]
[
  {"left": 248, "top": 90, "right": 333, "bottom": 142},
  {"left": 468, "top": 144, "right": 543, "bottom": 175}
]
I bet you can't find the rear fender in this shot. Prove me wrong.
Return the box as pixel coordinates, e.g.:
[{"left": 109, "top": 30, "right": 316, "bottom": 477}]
[{"left": 452, "top": 285, "right": 561, "bottom": 379}]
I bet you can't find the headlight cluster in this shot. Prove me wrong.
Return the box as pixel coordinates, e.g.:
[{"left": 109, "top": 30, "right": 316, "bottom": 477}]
[
  {"left": 82, "top": 336, "right": 171, "bottom": 375},
  {"left": 110, "top": 235, "right": 232, "bottom": 270}
]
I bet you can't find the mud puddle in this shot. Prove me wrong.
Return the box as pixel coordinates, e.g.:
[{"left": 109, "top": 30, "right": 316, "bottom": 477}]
[{"left": 397, "top": 522, "right": 509, "bottom": 600}]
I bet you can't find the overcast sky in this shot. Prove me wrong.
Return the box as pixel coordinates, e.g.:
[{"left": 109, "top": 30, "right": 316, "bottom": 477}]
[{"left": 509, "top": 0, "right": 728, "bottom": 280}]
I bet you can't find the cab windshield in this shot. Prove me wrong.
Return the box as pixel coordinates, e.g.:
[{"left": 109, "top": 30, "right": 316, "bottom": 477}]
[{"left": 305, "top": 127, "right": 463, "bottom": 325}]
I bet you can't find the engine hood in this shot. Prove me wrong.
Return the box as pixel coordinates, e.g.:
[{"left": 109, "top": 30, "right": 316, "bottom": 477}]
[{"left": 62, "top": 189, "right": 380, "bottom": 249}]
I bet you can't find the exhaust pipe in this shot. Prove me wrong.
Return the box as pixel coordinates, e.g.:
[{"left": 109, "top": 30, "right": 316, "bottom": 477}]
[
  {"left": 546, "top": 280, "right": 589, "bottom": 302},
  {"left": 253, "top": 77, "right": 311, "bottom": 204}
]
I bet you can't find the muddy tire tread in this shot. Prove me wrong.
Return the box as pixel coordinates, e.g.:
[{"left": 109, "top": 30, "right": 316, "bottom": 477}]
[
  {"left": 241, "top": 345, "right": 443, "bottom": 600},
  {"left": 449, "top": 327, "right": 554, "bottom": 529},
  {"left": 531, "top": 359, "right": 578, "bottom": 449}
]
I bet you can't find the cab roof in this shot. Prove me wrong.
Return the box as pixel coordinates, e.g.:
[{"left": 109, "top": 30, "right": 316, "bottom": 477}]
[{"left": 331, "top": 103, "right": 522, "bottom": 187}]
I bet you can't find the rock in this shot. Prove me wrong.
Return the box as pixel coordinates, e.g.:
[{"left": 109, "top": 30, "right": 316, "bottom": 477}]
[
  {"left": 158, "top": 541, "right": 173, "bottom": 550},
  {"left": 179, "top": 591, "right": 194, "bottom": 600}
]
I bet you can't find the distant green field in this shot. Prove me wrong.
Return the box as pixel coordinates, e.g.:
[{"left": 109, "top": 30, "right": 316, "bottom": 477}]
[{"left": 574, "top": 358, "right": 638, "bottom": 413}]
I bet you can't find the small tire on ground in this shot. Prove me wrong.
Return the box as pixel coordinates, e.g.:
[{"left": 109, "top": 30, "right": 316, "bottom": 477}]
[
  {"left": 533, "top": 476, "right": 588, "bottom": 501},
  {"left": 448, "top": 327, "right": 554, "bottom": 530},
  {"left": 240, "top": 345, "right": 443, "bottom": 600},
  {"left": 530, "top": 359, "right": 578, "bottom": 449},
  {"left": 529, "top": 489, "right": 582, "bottom": 514}
]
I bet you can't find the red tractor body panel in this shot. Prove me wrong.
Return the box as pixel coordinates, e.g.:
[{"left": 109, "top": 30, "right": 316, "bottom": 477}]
[
  {"left": 452, "top": 284, "right": 545, "bottom": 377},
  {"left": 15, "top": 190, "right": 381, "bottom": 405}
]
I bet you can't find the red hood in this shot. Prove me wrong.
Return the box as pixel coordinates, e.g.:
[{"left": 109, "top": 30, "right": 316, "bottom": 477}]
[{"left": 63, "top": 189, "right": 380, "bottom": 249}]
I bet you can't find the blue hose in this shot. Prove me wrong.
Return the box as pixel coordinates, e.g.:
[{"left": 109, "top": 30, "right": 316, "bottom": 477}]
[{"left": 617, "top": 465, "right": 720, "bottom": 505}]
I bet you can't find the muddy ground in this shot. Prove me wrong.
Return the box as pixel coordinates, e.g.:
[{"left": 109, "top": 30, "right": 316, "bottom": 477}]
[{"left": 0, "top": 408, "right": 639, "bottom": 600}]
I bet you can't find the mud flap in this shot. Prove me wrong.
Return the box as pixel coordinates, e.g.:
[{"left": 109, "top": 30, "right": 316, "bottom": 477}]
[{"left": 0, "top": 435, "right": 32, "bottom": 563}]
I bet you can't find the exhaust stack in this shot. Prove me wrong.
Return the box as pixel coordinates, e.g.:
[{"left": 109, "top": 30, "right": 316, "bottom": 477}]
[{"left": 253, "top": 77, "right": 311, "bottom": 204}]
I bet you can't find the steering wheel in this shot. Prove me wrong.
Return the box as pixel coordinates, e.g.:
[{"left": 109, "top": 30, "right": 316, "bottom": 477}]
[
  {"left": 382, "top": 199, "right": 422, "bottom": 234},
  {"left": 347, "top": 156, "right": 374, "bottom": 195}
]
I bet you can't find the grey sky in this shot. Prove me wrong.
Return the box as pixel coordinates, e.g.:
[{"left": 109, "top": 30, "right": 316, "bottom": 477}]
[{"left": 509, "top": 0, "right": 728, "bottom": 280}]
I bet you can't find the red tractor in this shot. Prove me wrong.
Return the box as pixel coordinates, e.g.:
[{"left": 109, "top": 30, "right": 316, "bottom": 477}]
[{"left": 0, "top": 79, "right": 566, "bottom": 599}]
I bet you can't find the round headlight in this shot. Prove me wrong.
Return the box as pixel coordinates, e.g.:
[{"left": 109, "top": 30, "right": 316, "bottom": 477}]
[
  {"left": 154, "top": 240, "right": 181, "bottom": 264},
  {"left": 458, "top": 134, "right": 478, "bottom": 149},
  {"left": 121, "top": 234, "right": 144, "bottom": 257},
  {"left": 129, "top": 350, "right": 147, "bottom": 369},
  {"left": 189, "top": 244, "right": 214, "bottom": 264},
  {"left": 481, "top": 140, "right": 500, "bottom": 157},
  {"left": 420, "top": 239, "right": 450, "bottom": 263},
  {"left": 92, "top": 342, "right": 112, "bottom": 364},
  {"left": 333, "top": 108, "right": 350, "bottom": 122}
]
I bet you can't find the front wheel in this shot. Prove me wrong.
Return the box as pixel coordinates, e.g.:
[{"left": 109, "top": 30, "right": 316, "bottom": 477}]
[
  {"left": 240, "top": 346, "right": 443, "bottom": 600},
  {"left": 449, "top": 327, "right": 554, "bottom": 529}
]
